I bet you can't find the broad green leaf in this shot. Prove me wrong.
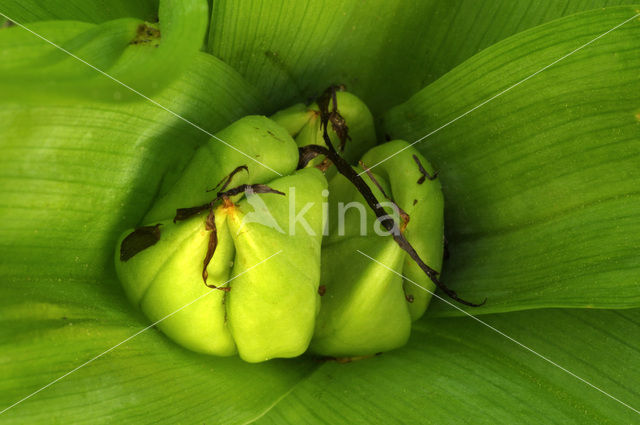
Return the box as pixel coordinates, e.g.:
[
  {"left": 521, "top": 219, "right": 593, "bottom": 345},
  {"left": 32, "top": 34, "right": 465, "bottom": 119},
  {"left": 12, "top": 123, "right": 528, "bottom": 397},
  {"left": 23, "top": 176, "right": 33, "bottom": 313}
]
[
  {"left": 0, "top": 51, "right": 279, "bottom": 422},
  {"left": 0, "top": 49, "right": 263, "bottom": 289},
  {"left": 1, "top": 3, "right": 639, "bottom": 425},
  {"left": 206, "top": 0, "right": 627, "bottom": 115},
  {"left": 0, "top": 0, "right": 159, "bottom": 24},
  {"left": 257, "top": 308, "right": 640, "bottom": 424},
  {"left": 0, "top": 0, "right": 209, "bottom": 101},
  {"left": 0, "top": 291, "right": 316, "bottom": 424},
  {"left": 384, "top": 7, "right": 640, "bottom": 315}
]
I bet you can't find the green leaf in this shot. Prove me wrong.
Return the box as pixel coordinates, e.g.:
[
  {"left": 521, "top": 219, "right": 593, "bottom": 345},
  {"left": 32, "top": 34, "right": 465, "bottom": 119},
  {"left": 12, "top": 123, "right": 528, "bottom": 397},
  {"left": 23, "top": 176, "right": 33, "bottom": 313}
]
[
  {"left": 0, "top": 48, "right": 263, "bottom": 303},
  {"left": 256, "top": 308, "right": 640, "bottom": 424},
  {"left": 2, "top": 3, "right": 640, "bottom": 424},
  {"left": 383, "top": 6, "right": 640, "bottom": 315},
  {"left": 0, "top": 49, "right": 275, "bottom": 422},
  {"left": 206, "top": 0, "right": 628, "bottom": 114},
  {"left": 0, "top": 291, "right": 316, "bottom": 424},
  {"left": 0, "top": 0, "right": 159, "bottom": 23},
  {"left": 0, "top": 0, "right": 209, "bottom": 101}
]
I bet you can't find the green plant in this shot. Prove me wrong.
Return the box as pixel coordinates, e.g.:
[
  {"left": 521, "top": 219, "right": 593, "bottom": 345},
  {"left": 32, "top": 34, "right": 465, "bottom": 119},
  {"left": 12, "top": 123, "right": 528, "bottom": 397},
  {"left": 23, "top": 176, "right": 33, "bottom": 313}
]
[{"left": 1, "top": 0, "right": 639, "bottom": 423}]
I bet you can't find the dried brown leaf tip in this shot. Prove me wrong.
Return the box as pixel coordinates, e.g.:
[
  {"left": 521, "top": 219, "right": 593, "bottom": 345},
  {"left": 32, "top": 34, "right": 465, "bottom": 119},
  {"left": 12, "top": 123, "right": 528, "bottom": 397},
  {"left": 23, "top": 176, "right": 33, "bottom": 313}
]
[
  {"left": 413, "top": 154, "right": 438, "bottom": 184},
  {"left": 201, "top": 208, "right": 230, "bottom": 291},
  {"left": 174, "top": 166, "right": 251, "bottom": 223},
  {"left": 297, "top": 146, "right": 322, "bottom": 169},
  {"left": 172, "top": 165, "right": 284, "bottom": 289},
  {"left": 173, "top": 204, "right": 210, "bottom": 223},
  {"left": 297, "top": 145, "right": 332, "bottom": 170},
  {"left": 317, "top": 85, "right": 351, "bottom": 151},
  {"left": 208, "top": 165, "right": 249, "bottom": 193},
  {"left": 360, "top": 160, "right": 410, "bottom": 231},
  {"left": 120, "top": 224, "right": 162, "bottom": 262}
]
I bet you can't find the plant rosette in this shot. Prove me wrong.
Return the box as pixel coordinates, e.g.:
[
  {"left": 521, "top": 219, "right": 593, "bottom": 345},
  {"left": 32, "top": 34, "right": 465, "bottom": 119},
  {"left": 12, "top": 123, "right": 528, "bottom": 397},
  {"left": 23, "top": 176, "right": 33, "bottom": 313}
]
[{"left": 115, "top": 89, "right": 464, "bottom": 362}]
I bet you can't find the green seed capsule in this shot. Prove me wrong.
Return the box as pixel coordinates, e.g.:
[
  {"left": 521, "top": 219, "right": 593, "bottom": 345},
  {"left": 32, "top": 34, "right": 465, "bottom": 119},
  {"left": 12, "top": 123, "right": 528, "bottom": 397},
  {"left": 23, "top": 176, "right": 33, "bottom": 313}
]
[
  {"left": 115, "top": 87, "right": 450, "bottom": 361},
  {"left": 310, "top": 170, "right": 412, "bottom": 356},
  {"left": 115, "top": 116, "right": 326, "bottom": 362},
  {"left": 361, "top": 140, "right": 444, "bottom": 320},
  {"left": 269, "top": 102, "right": 311, "bottom": 136},
  {"left": 116, "top": 212, "right": 236, "bottom": 356},
  {"left": 144, "top": 115, "right": 299, "bottom": 223},
  {"left": 271, "top": 91, "right": 377, "bottom": 167},
  {"left": 310, "top": 141, "right": 444, "bottom": 357},
  {"left": 225, "top": 168, "right": 326, "bottom": 362}
]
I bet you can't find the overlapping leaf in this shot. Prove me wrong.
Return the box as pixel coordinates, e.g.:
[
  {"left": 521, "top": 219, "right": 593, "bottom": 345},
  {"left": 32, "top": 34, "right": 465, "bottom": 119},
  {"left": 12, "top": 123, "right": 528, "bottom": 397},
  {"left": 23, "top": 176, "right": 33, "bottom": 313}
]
[
  {"left": 0, "top": 40, "right": 274, "bottom": 422},
  {"left": 206, "top": 0, "right": 627, "bottom": 115},
  {"left": 384, "top": 6, "right": 640, "bottom": 315},
  {"left": 0, "top": 0, "right": 208, "bottom": 101},
  {"left": 256, "top": 309, "right": 640, "bottom": 424}
]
